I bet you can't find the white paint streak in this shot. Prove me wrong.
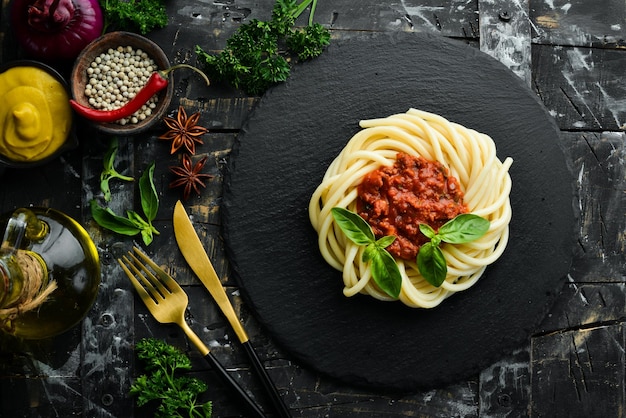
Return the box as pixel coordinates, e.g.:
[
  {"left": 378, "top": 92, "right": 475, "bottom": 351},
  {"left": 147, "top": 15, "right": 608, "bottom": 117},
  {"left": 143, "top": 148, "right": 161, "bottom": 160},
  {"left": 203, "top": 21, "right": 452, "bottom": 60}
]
[
  {"left": 479, "top": 1, "right": 532, "bottom": 85},
  {"left": 560, "top": 69, "right": 601, "bottom": 126},
  {"left": 567, "top": 273, "right": 589, "bottom": 305},
  {"left": 448, "top": 398, "right": 480, "bottom": 417},
  {"left": 60, "top": 156, "right": 81, "bottom": 179},
  {"left": 399, "top": 1, "right": 444, "bottom": 31},
  {"left": 595, "top": 82, "right": 626, "bottom": 128},
  {"left": 29, "top": 350, "right": 84, "bottom": 417},
  {"left": 566, "top": 48, "right": 593, "bottom": 72},
  {"left": 577, "top": 162, "right": 585, "bottom": 187}
]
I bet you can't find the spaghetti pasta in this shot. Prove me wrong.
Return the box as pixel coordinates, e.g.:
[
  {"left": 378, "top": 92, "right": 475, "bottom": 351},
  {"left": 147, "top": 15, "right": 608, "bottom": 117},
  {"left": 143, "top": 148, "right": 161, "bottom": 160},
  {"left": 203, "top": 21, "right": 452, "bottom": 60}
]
[{"left": 309, "top": 108, "right": 513, "bottom": 308}]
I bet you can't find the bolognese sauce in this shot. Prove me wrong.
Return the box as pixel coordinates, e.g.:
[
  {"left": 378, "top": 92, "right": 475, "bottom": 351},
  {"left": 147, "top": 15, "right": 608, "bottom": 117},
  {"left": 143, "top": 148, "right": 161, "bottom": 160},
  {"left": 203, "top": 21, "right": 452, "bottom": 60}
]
[{"left": 357, "top": 152, "right": 468, "bottom": 260}]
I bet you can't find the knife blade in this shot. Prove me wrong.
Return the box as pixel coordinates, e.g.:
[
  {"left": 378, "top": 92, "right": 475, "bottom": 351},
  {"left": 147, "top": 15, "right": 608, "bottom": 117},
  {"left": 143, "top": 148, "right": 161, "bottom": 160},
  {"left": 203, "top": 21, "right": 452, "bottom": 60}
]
[
  {"left": 173, "top": 200, "right": 291, "bottom": 418},
  {"left": 173, "top": 201, "right": 248, "bottom": 342}
]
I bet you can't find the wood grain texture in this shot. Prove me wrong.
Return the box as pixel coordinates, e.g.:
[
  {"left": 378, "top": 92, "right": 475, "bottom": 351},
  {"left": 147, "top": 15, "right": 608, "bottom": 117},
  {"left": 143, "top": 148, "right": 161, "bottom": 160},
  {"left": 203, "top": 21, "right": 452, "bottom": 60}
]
[
  {"left": 0, "top": 0, "right": 625, "bottom": 416},
  {"left": 79, "top": 135, "right": 137, "bottom": 416},
  {"left": 532, "top": 45, "right": 626, "bottom": 131},
  {"left": 530, "top": 0, "right": 626, "bottom": 48},
  {"left": 479, "top": 0, "right": 532, "bottom": 85},
  {"left": 479, "top": 348, "right": 531, "bottom": 417},
  {"left": 530, "top": 324, "right": 626, "bottom": 418}
]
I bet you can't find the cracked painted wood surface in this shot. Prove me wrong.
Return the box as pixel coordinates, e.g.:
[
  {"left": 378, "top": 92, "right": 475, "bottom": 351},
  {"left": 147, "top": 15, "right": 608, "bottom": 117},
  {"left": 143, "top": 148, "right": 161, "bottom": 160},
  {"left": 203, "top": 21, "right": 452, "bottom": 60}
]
[{"left": 0, "top": 0, "right": 624, "bottom": 417}]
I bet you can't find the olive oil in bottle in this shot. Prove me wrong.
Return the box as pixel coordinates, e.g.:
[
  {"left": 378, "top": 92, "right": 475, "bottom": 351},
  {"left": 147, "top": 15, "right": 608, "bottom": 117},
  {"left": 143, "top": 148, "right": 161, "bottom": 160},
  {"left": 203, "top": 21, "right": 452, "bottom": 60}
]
[{"left": 0, "top": 208, "right": 100, "bottom": 339}]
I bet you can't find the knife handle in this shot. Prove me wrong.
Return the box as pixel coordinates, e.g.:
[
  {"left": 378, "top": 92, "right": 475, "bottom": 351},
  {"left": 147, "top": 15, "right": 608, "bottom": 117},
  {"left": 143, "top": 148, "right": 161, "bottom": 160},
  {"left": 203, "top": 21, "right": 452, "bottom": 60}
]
[
  {"left": 203, "top": 351, "right": 267, "bottom": 418},
  {"left": 242, "top": 341, "right": 292, "bottom": 418}
]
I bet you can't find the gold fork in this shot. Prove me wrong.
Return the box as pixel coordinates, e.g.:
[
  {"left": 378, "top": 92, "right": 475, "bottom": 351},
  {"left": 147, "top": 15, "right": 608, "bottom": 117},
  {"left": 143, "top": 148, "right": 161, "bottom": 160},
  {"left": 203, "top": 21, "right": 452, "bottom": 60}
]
[{"left": 118, "top": 247, "right": 266, "bottom": 418}]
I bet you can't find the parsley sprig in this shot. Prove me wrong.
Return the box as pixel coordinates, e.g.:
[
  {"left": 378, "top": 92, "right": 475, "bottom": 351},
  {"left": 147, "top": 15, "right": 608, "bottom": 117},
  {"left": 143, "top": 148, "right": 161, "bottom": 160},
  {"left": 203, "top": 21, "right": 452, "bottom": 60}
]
[
  {"left": 195, "top": 0, "right": 330, "bottom": 95},
  {"left": 100, "top": 0, "right": 169, "bottom": 35},
  {"left": 130, "top": 338, "right": 213, "bottom": 418},
  {"left": 331, "top": 208, "right": 490, "bottom": 296}
]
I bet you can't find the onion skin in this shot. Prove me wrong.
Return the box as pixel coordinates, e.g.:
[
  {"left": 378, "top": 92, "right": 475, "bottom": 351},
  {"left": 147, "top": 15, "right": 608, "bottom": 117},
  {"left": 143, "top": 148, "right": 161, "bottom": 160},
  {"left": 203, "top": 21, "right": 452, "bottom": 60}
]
[{"left": 11, "top": 0, "right": 104, "bottom": 62}]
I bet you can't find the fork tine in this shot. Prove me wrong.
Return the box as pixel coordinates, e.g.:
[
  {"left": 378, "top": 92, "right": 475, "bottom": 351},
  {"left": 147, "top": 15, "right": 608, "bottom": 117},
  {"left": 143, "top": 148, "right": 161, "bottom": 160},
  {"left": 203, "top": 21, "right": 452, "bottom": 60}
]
[
  {"left": 118, "top": 256, "right": 159, "bottom": 310},
  {"left": 131, "top": 246, "right": 184, "bottom": 295},
  {"left": 126, "top": 252, "right": 171, "bottom": 300},
  {"left": 118, "top": 247, "right": 268, "bottom": 418},
  {"left": 131, "top": 246, "right": 162, "bottom": 273}
]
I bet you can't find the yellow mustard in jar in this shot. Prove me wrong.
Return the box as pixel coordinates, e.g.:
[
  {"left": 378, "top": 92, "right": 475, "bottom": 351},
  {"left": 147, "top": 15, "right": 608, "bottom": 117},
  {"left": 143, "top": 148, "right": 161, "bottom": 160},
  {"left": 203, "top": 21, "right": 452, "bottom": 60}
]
[{"left": 0, "top": 66, "right": 72, "bottom": 162}]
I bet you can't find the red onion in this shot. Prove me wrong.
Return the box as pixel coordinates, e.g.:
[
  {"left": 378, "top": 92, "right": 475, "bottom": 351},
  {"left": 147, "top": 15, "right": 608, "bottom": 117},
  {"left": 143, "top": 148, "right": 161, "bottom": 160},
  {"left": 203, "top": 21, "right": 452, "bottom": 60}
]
[{"left": 11, "top": 0, "right": 104, "bottom": 62}]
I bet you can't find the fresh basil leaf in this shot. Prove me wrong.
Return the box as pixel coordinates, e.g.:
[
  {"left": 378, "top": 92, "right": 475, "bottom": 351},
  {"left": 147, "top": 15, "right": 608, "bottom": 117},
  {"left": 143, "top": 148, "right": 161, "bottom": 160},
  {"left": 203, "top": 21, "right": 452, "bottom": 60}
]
[
  {"left": 90, "top": 200, "right": 141, "bottom": 235},
  {"left": 419, "top": 223, "right": 436, "bottom": 239},
  {"left": 331, "top": 207, "right": 401, "bottom": 298},
  {"left": 139, "top": 162, "right": 158, "bottom": 222},
  {"left": 126, "top": 211, "right": 160, "bottom": 245},
  {"left": 370, "top": 249, "right": 402, "bottom": 299},
  {"left": 362, "top": 243, "right": 377, "bottom": 263},
  {"left": 375, "top": 235, "right": 396, "bottom": 249},
  {"left": 331, "top": 207, "right": 375, "bottom": 245},
  {"left": 140, "top": 228, "right": 154, "bottom": 246},
  {"left": 100, "top": 177, "right": 112, "bottom": 202},
  {"left": 126, "top": 210, "right": 150, "bottom": 228},
  {"left": 417, "top": 242, "right": 447, "bottom": 287},
  {"left": 438, "top": 214, "right": 490, "bottom": 244},
  {"left": 103, "top": 137, "right": 119, "bottom": 173},
  {"left": 100, "top": 138, "right": 134, "bottom": 202}
]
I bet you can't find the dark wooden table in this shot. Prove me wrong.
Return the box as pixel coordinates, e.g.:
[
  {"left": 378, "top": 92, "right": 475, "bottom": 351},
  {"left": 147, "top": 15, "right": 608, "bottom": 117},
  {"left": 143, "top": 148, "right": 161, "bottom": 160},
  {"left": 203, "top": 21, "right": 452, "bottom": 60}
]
[{"left": 1, "top": 0, "right": 625, "bottom": 417}]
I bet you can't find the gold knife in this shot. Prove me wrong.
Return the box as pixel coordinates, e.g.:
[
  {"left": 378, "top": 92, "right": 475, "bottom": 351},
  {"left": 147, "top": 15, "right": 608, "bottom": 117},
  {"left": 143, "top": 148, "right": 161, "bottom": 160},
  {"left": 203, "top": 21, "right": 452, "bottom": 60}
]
[{"left": 173, "top": 200, "right": 291, "bottom": 418}]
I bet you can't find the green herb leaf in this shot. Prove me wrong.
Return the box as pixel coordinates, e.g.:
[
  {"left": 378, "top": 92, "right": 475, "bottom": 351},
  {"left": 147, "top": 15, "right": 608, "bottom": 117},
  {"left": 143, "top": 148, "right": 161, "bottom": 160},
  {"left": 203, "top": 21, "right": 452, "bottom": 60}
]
[
  {"left": 419, "top": 223, "right": 437, "bottom": 239},
  {"left": 362, "top": 243, "right": 378, "bottom": 263},
  {"left": 139, "top": 162, "right": 158, "bottom": 222},
  {"left": 286, "top": 23, "right": 331, "bottom": 60},
  {"left": 437, "top": 213, "right": 490, "bottom": 244},
  {"left": 101, "top": 0, "right": 169, "bottom": 35},
  {"left": 375, "top": 235, "right": 396, "bottom": 249},
  {"left": 90, "top": 161, "right": 160, "bottom": 245},
  {"left": 90, "top": 200, "right": 142, "bottom": 236},
  {"left": 195, "top": 0, "right": 330, "bottom": 95},
  {"left": 369, "top": 249, "right": 402, "bottom": 299},
  {"left": 126, "top": 210, "right": 150, "bottom": 228},
  {"left": 131, "top": 338, "right": 212, "bottom": 417},
  {"left": 140, "top": 226, "right": 159, "bottom": 246},
  {"left": 417, "top": 242, "right": 447, "bottom": 287},
  {"left": 416, "top": 213, "right": 490, "bottom": 287},
  {"left": 331, "top": 207, "right": 375, "bottom": 245},
  {"left": 331, "top": 207, "right": 402, "bottom": 299},
  {"left": 100, "top": 138, "right": 134, "bottom": 202}
]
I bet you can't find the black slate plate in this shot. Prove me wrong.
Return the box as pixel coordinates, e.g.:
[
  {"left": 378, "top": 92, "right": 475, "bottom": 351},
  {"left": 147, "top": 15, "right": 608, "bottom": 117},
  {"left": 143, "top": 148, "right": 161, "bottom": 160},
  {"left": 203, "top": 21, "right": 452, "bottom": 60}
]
[{"left": 222, "top": 32, "right": 575, "bottom": 391}]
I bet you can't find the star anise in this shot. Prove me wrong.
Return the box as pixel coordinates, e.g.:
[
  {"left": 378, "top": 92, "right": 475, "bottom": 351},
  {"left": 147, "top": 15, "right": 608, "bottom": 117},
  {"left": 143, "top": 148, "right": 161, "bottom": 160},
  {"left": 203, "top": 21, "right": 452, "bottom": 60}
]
[
  {"left": 159, "top": 106, "right": 208, "bottom": 154},
  {"left": 169, "top": 154, "right": 213, "bottom": 200}
]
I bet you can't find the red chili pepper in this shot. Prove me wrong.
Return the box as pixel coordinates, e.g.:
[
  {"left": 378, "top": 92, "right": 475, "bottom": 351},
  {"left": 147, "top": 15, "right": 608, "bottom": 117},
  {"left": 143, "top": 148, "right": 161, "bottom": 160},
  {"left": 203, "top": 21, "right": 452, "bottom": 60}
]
[
  {"left": 69, "top": 71, "right": 169, "bottom": 123},
  {"left": 69, "top": 64, "right": 210, "bottom": 124}
]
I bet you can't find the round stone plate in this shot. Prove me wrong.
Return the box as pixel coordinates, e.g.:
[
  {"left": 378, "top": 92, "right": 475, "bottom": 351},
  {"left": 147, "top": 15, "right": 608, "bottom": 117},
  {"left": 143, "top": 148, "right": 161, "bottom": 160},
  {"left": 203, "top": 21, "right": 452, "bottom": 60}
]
[{"left": 222, "top": 32, "right": 576, "bottom": 391}]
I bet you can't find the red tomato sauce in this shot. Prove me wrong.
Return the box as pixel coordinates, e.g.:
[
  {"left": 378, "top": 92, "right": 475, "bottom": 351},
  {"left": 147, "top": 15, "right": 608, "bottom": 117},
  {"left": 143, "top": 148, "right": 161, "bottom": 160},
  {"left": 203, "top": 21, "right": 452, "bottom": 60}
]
[{"left": 357, "top": 152, "right": 468, "bottom": 260}]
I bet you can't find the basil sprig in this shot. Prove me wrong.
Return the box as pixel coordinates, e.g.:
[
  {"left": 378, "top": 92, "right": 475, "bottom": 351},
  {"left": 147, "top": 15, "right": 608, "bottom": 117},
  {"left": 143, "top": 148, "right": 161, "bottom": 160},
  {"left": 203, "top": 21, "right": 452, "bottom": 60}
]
[
  {"left": 331, "top": 207, "right": 402, "bottom": 299},
  {"left": 331, "top": 208, "right": 491, "bottom": 295},
  {"left": 100, "top": 138, "right": 134, "bottom": 202},
  {"left": 90, "top": 162, "right": 160, "bottom": 245},
  {"left": 418, "top": 214, "right": 490, "bottom": 287}
]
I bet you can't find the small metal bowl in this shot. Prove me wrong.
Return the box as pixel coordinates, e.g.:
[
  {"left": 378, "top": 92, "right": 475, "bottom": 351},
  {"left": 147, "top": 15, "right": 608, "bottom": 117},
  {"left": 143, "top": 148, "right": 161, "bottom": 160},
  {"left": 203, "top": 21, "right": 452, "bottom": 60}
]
[
  {"left": 70, "top": 31, "right": 174, "bottom": 136},
  {"left": 0, "top": 60, "right": 78, "bottom": 170}
]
